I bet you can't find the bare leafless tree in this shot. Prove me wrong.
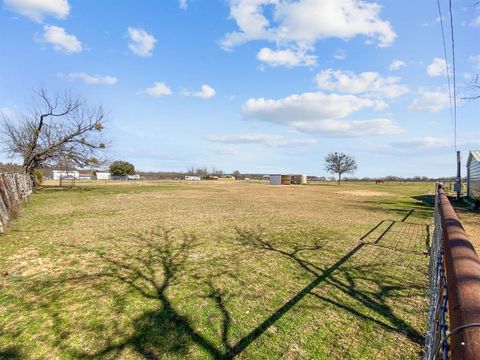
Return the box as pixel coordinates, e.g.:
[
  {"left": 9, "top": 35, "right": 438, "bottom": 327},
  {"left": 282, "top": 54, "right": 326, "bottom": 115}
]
[
  {"left": 1, "top": 88, "right": 107, "bottom": 187},
  {"left": 325, "top": 152, "right": 358, "bottom": 186},
  {"left": 461, "top": 74, "right": 480, "bottom": 101}
]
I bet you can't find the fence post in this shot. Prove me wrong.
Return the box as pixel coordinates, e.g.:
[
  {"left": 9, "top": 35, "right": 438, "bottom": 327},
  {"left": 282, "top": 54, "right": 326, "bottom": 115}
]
[{"left": 439, "top": 189, "right": 480, "bottom": 359}]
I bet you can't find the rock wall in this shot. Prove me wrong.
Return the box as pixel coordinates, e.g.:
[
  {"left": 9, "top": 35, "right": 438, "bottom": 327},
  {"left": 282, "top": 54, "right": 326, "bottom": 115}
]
[{"left": 0, "top": 173, "right": 33, "bottom": 233}]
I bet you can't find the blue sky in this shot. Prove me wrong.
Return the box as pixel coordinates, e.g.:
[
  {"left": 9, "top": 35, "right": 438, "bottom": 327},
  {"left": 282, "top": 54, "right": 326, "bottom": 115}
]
[{"left": 0, "top": 0, "right": 479, "bottom": 177}]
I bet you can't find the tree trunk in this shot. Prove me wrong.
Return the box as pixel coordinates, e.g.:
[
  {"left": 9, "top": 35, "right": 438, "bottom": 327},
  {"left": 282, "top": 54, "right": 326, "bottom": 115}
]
[
  {"left": 338, "top": 173, "right": 341, "bottom": 186},
  {"left": 24, "top": 165, "right": 38, "bottom": 190}
]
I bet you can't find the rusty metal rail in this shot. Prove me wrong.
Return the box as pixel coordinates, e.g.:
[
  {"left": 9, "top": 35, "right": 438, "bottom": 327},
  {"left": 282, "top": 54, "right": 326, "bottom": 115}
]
[{"left": 425, "top": 186, "right": 480, "bottom": 359}]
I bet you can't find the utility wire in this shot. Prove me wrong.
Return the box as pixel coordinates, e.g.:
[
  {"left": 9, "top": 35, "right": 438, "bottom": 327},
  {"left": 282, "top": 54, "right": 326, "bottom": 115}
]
[
  {"left": 436, "top": 0, "right": 456, "bottom": 150},
  {"left": 448, "top": 0, "right": 458, "bottom": 151}
]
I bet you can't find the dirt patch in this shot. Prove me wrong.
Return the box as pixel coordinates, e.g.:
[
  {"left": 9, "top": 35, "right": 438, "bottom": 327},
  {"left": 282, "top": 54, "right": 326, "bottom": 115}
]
[{"left": 336, "top": 190, "right": 392, "bottom": 197}]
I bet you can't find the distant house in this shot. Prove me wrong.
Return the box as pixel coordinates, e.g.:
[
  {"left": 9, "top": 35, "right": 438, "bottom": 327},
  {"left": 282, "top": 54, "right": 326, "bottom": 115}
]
[
  {"left": 96, "top": 172, "right": 111, "bottom": 180},
  {"left": 185, "top": 176, "right": 201, "bottom": 181},
  {"left": 467, "top": 150, "right": 480, "bottom": 203},
  {"left": 127, "top": 174, "right": 140, "bottom": 180},
  {"left": 53, "top": 170, "right": 79, "bottom": 180},
  {"left": 79, "top": 173, "right": 92, "bottom": 180}
]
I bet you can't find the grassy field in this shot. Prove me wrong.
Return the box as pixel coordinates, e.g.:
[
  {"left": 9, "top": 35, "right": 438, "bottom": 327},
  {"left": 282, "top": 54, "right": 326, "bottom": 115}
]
[{"left": 0, "top": 180, "right": 436, "bottom": 359}]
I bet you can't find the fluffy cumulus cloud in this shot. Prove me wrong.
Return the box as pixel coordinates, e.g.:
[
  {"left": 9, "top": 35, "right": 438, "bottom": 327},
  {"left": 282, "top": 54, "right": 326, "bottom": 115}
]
[
  {"left": 58, "top": 72, "right": 117, "bottom": 85},
  {"left": 243, "top": 91, "right": 401, "bottom": 136},
  {"left": 183, "top": 85, "right": 216, "bottom": 99},
  {"left": 389, "top": 59, "right": 405, "bottom": 71},
  {"left": 221, "top": 0, "right": 396, "bottom": 62},
  {"left": 4, "top": 0, "right": 70, "bottom": 22},
  {"left": 144, "top": 82, "right": 172, "bottom": 97},
  {"left": 207, "top": 133, "right": 316, "bottom": 147},
  {"left": 427, "top": 57, "right": 450, "bottom": 77},
  {"left": 315, "top": 69, "right": 409, "bottom": 99},
  {"left": 408, "top": 90, "right": 450, "bottom": 112},
  {"left": 257, "top": 47, "right": 316, "bottom": 67},
  {"left": 41, "top": 25, "right": 82, "bottom": 54},
  {"left": 194, "top": 84, "right": 216, "bottom": 99},
  {"left": 127, "top": 27, "right": 156, "bottom": 57}
]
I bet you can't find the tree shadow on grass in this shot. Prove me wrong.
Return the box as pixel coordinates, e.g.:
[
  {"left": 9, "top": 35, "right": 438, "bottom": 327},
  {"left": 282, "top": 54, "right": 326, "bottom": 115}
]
[
  {"left": 230, "top": 223, "right": 426, "bottom": 357},
  {"left": 71, "top": 228, "right": 226, "bottom": 360},
  {"left": 17, "top": 227, "right": 235, "bottom": 360}
]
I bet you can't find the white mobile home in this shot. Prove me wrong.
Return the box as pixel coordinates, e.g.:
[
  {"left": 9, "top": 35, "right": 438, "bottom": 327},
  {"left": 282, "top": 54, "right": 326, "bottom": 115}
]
[
  {"left": 53, "top": 170, "right": 79, "bottom": 180},
  {"left": 467, "top": 150, "right": 480, "bottom": 203},
  {"left": 96, "top": 172, "right": 111, "bottom": 180}
]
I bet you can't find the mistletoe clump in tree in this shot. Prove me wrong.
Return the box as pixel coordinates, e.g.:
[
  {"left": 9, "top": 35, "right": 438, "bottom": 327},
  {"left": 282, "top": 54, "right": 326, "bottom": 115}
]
[{"left": 1, "top": 88, "right": 107, "bottom": 188}]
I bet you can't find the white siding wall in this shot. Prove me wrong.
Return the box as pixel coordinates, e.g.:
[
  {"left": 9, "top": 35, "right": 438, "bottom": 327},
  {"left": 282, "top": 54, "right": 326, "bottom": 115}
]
[{"left": 468, "top": 159, "right": 480, "bottom": 200}]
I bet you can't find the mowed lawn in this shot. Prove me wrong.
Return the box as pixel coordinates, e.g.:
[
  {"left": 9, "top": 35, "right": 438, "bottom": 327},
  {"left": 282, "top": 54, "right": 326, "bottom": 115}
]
[{"left": 0, "top": 181, "right": 435, "bottom": 359}]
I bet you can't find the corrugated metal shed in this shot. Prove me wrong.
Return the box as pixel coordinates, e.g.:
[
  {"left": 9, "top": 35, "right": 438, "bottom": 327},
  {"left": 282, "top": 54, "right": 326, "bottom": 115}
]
[{"left": 467, "top": 150, "right": 480, "bottom": 201}]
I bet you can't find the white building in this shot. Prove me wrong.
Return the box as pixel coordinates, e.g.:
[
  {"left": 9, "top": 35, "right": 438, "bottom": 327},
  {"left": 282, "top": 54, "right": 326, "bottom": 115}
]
[
  {"left": 467, "top": 150, "right": 480, "bottom": 203},
  {"left": 53, "top": 170, "right": 79, "bottom": 180},
  {"left": 96, "top": 172, "right": 111, "bottom": 180},
  {"left": 185, "top": 176, "right": 201, "bottom": 181}
]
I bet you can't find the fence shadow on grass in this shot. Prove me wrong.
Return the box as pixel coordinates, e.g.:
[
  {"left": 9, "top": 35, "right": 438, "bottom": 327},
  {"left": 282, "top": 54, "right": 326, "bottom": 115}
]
[{"left": 229, "top": 220, "right": 426, "bottom": 357}]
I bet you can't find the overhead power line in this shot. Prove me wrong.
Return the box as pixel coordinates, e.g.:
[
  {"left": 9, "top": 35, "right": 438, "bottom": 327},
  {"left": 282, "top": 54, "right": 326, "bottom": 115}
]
[
  {"left": 448, "top": 0, "right": 457, "bottom": 151},
  {"left": 435, "top": 0, "right": 456, "bottom": 150}
]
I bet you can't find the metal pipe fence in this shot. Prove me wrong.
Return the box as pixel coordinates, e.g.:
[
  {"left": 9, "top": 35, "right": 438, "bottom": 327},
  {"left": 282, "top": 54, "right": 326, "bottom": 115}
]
[{"left": 424, "top": 184, "right": 480, "bottom": 359}]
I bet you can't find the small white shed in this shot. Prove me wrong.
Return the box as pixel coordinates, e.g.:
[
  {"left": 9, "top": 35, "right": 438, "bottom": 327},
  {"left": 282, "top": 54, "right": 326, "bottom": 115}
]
[
  {"left": 96, "top": 172, "right": 111, "bottom": 180},
  {"left": 269, "top": 174, "right": 282, "bottom": 185},
  {"left": 467, "top": 150, "right": 480, "bottom": 202}
]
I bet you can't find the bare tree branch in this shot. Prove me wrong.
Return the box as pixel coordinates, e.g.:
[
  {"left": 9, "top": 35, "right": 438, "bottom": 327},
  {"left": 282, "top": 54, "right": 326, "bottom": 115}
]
[
  {"left": 325, "top": 152, "right": 358, "bottom": 186},
  {"left": 0, "top": 87, "right": 108, "bottom": 187}
]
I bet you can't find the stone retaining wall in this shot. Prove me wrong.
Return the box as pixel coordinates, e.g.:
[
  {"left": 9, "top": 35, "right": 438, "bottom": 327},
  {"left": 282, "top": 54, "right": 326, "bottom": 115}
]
[{"left": 0, "top": 173, "right": 33, "bottom": 233}]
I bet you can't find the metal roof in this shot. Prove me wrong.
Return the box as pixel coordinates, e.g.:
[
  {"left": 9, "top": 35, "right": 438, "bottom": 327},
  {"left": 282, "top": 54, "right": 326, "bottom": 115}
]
[{"left": 467, "top": 150, "right": 480, "bottom": 167}]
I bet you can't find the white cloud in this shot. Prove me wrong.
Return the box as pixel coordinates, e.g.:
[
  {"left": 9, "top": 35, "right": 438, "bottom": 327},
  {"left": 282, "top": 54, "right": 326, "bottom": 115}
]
[
  {"left": 194, "top": 84, "right": 216, "bottom": 99},
  {"left": 179, "top": 0, "right": 188, "bottom": 10},
  {"left": 315, "top": 69, "right": 409, "bottom": 99},
  {"left": 389, "top": 59, "right": 405, "bottom": 71},
  {"left": 41, "top": 25, "right": 82, "bottom": 54},
  {"left": 4, "top": 0, "right": 70, "bottom": 22},
  {"left": 144, "top": 82, "right": 172, "bottom": 97},
  {"left": 244, "top": 92, "right": 384, "bottom": 123},
  {"left": 408, "top": 90, "right": 450, "bottom": 112},
  {"left": 427, "top": 57, "right": 450, "bottom": 77},
  {"left": 221, "top": 0, "right": 396, "bottom": 49},
  {"left": 127, "top": 27, "right": 156, "bottom": 57},
  {"left": 58, "top": 72, "right": 118, "bottom": 85},
  {"left": 242, "top": 91, "right": 401, "bottom": 136},
  {"left": 293, "top": 118, "right": 402, "bottom": 136},
  {"left": 183, "top": 84, "right": 216, "bottom": 99},
  {"left": 207, "top": 133, "right": 316, "bottom": 147},
  {"left": 257, "top": 47, "right": 316, "bottom": 67}
]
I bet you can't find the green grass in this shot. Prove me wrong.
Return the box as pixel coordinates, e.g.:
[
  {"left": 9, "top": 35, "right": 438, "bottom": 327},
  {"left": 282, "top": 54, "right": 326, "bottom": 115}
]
[{"left": 0, "top": 181, "right": 435, "bottom": 359}]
